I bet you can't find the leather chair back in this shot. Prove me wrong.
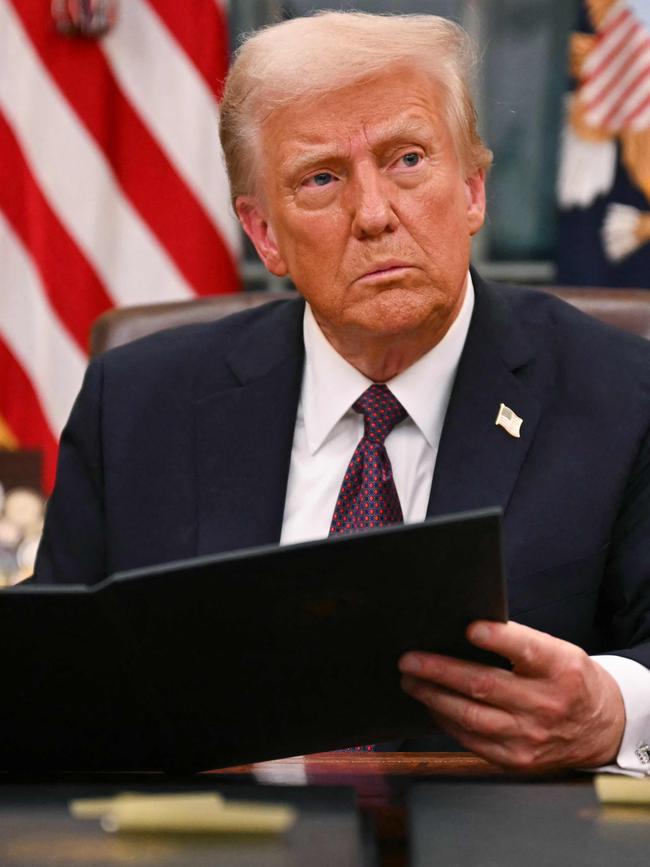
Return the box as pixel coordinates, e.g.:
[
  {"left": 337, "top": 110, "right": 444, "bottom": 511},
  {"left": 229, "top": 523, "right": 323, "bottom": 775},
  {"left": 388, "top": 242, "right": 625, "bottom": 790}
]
[
  {"left": 544, "top": 287, "right": 650, "bottom": 340},
  {"left": 89, "top": 291, "right": 297, "bottom": 357},
  {"left": 89, "top": 286, "right": 650, "bottom": 356}
]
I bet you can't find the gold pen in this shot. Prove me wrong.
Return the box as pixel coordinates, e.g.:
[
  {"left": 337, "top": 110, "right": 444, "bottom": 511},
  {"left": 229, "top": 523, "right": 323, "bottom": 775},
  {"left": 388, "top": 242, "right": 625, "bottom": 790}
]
[
  {"left": 70, "top": 792, "right": 297, "bottom": 835},
  {"left": 595, "top": 774, "right": 650, "bottom": 805}
]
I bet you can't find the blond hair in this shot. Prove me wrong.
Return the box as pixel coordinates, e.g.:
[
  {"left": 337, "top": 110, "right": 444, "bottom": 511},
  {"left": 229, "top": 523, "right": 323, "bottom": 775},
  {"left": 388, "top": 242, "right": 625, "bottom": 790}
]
[{"left": 220, "top": 11, "right": 493, "bottom": 200}]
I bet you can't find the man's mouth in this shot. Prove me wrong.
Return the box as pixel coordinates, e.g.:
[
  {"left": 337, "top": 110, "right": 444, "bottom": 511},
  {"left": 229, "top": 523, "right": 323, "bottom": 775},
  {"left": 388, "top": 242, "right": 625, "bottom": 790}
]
[{"left": 358, "top": 261, "right": 413, "bottom": 281}]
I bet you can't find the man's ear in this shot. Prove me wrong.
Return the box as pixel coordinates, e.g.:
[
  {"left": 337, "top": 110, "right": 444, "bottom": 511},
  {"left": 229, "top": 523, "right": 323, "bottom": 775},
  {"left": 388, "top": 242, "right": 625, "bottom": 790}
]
[
  {"left": 465, "top": 168, "right": 486, "bottom": 236},
  {"left": 235, "top": 196, "right": 289, "bottom": 276}
]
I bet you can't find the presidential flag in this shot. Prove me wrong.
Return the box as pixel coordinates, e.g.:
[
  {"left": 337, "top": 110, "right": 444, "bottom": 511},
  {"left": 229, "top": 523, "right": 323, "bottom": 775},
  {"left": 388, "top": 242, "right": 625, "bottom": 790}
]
[
  {"left": 0, "top": 0, "right": 240, "bottom": 491},
  {"left": 556, "top": 0, "right": 650, "bottom": 287}
]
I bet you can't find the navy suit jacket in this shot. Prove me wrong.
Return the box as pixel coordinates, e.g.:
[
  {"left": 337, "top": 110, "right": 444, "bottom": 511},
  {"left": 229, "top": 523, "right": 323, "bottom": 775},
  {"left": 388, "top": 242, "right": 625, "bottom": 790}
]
[{"left": 34, "top": 274, "right": 650, "bottom": 670}]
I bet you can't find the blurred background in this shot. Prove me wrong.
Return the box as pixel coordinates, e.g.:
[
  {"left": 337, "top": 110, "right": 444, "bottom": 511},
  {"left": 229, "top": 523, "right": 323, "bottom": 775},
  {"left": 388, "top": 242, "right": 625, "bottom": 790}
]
[{"left": 1, "top": 0, "right": 649, "bottom": 582}]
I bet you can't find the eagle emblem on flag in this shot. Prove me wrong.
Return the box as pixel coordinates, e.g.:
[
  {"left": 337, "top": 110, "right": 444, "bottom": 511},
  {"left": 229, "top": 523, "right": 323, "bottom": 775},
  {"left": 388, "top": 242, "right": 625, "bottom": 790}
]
[{"left": 557, "top": 0, "right": 650, "bottom": 261}]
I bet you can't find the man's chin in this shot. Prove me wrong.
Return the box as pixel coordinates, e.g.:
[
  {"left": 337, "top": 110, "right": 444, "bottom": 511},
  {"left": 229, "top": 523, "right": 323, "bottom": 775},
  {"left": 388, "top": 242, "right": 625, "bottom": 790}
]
[{"left": 342, "top": 292, "right": 450, "bottom": 339}]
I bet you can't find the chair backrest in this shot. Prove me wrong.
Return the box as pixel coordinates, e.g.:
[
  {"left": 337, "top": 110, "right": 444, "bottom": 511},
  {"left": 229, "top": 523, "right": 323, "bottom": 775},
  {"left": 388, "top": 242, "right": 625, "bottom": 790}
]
[
  {"left": 545, "top": 286, "right": 650, "bottom": 340},
  {"left": 89, "top": 291, "right": 297, "bottom": 356},
  {"left": 89, "top": 286, "right": 650, "bottom": 357}
]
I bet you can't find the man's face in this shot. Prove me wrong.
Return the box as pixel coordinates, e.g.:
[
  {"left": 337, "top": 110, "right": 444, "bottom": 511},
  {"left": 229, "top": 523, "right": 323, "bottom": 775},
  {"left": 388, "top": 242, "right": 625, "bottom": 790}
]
[{"left": 237, "top": 66, "right": 485, "bottom": 349}]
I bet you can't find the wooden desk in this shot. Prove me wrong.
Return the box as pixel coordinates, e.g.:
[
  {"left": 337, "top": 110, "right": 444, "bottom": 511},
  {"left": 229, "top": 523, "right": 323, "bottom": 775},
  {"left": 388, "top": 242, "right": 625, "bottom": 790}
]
[
  {"left": 213, "top": 752, "right": 571, "bottom": 867},
  {"left": 0, "top": 769, "right": 369, "bottom": 867},
  {"left": 0, "top": 754, "right": 647, "bottom": 867}
]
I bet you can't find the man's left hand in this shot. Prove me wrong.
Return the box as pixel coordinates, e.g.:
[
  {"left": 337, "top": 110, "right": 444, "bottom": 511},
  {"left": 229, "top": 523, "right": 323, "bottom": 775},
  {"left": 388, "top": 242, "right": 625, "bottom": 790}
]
[{"left": 398, "top": 620, "right": 625, "bottom": 771}]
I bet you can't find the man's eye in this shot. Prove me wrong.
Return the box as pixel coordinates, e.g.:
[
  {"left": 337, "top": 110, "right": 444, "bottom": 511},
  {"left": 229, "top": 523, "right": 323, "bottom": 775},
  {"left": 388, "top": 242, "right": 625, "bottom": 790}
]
[
  {"left": 306, "top": 172, "right": 335, "bottom": 187},
  {"left": 400, "top": 152, "right": 422, "bottom": 168}
]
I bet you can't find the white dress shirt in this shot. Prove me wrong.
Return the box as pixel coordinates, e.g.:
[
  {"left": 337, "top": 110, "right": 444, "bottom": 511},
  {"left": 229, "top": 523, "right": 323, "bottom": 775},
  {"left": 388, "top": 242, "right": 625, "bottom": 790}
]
[
  {"left": 279, "top": 273, "right": 650, "bottom": 775},
  {"left": 281, "top": 277, "right": 474, "bottom": 545}
]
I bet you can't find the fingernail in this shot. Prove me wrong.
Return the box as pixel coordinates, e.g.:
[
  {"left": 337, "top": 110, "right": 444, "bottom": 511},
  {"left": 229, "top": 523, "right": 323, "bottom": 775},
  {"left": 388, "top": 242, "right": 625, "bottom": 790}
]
[
  {"left": 399, "top": 654, "right": 421, "bottom": 674},
  {"left": 470, "top": 623, "right": 490, "bottom": 644}
]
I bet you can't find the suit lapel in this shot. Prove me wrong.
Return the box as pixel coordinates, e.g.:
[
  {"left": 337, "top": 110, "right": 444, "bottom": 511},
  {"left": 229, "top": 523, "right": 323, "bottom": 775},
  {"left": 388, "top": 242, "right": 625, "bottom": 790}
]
[
  {"left": 195, "top": 299, "right": 305, "bottom": 556},
  {"left": 427, "top": 275, "right": 542, "bottom": 519},
  {"left": 192, "top": 279, "right": 544, "bottom": 553}
]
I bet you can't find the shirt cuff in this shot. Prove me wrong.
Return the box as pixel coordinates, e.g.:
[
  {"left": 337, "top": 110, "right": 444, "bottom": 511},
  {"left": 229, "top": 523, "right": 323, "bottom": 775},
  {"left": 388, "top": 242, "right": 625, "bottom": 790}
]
[{"left": 592, "top": 654, "right": 650, "bottom": 776}]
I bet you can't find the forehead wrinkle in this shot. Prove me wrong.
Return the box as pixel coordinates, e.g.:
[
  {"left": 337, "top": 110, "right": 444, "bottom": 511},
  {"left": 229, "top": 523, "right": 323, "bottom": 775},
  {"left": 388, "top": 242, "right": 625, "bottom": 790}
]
[
  {"left": 277, "top": 114, "right": 440, "bottom": 179},
  {"left": 277, "top": 136, "right": 352, "bottom": 178},
  {"left": 266, "top": 81, "right": 449, "bottom": 187},
  {"left": 362, "top": 111, "right": 441, "bottom": 151}
]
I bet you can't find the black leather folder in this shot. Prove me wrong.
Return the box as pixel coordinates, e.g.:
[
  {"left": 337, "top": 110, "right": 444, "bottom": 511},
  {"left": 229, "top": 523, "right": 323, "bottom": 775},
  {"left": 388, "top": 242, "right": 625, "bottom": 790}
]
[{"left": 0, "top": 508, "right": 507, "bottom": 773}]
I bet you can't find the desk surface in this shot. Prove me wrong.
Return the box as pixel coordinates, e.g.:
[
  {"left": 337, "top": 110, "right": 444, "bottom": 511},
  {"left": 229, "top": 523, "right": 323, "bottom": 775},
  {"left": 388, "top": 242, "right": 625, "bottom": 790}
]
[
  {"left": 1, "top": 753, "right": 648, "bottom": 867},
  {"left": 0, "top": 773, "right": 369, "bottom": 867}
]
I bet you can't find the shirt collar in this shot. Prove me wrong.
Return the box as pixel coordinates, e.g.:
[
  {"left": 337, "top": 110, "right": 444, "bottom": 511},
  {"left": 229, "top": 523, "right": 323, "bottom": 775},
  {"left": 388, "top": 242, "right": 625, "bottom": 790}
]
[{"left": 301, "top": 273, "right": 475, "bottom": 455}]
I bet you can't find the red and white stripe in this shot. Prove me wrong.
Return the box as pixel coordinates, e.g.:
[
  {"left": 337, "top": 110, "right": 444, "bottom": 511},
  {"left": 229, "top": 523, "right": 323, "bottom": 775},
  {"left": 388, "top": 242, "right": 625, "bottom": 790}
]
[
  {"left": 580, "top": 0, "right": 650, "bottom": 132},
  {"left": 0, "top": 0, "right": 240, "bottom": 490}
]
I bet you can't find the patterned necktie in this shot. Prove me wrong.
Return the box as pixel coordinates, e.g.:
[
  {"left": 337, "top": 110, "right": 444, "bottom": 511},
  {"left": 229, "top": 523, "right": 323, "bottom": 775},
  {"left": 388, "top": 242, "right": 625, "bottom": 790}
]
[
  {"left": 330, "top": 384, "right": 407, "bottom": 535},
  {"left": 329, "top": 385, "right": 407, "bottom": 752}
]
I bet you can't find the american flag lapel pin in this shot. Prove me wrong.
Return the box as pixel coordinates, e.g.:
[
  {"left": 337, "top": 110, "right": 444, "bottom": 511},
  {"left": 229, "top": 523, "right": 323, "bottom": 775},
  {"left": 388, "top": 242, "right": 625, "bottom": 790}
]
[{"left": 495, "top": 403, "right": 523, "bottom": 438}]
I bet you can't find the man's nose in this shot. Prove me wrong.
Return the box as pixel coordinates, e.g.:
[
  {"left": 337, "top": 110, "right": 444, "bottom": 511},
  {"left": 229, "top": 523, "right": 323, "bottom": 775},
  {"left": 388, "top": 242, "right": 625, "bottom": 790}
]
[{"left": 348, "top": 166, "right": 399, "bottom": 239}]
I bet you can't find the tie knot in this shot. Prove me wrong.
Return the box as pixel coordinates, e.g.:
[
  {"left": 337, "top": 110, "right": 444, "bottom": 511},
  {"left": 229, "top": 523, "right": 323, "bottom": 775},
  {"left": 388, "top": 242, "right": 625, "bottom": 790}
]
[{"left": 353, "top": 384, "right": 407, "bottom": 444}]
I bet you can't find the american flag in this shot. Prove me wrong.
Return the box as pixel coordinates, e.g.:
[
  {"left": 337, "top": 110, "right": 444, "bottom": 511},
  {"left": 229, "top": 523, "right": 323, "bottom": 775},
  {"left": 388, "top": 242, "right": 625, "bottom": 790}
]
[
  {"left": 556, "top": 0, "right": 650, "bottom": 285},
  {"left": 0, "top": 0, "right": 241, "bottom": 492},
  {"left": 578, "top": 0, "right": 650, "bottom": 133}
]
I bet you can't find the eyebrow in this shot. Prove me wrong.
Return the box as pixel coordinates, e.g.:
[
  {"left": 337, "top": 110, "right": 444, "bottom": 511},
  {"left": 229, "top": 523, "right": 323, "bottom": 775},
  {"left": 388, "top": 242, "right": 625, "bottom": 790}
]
[
  {"left": 279, "top": 115, "right": 438, "bottom": 180},
  {"left": 367, "top": 116, "right": 436, "bottom": 148},
  {"left": 279, "top": 144, "right": 347, "bottom": 180}
]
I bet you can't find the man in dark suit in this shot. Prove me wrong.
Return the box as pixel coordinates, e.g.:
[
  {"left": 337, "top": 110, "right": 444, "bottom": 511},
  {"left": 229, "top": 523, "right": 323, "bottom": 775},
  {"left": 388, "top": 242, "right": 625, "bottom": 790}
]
[{"left": 35, "top": 12, "right": 650, "bottom": 773}]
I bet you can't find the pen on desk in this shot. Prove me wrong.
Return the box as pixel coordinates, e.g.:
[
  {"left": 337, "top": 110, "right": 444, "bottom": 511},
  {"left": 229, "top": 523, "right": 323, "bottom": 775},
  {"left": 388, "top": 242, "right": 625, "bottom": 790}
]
[
  {"left": 69, "top": 792, "right": 297, "bottom": 835},
  {"left": 595, "top": 775, "right": 650, "bottom": 806},
  {"left": 69, "top": 792, "right": 225, "bottom": 819}
]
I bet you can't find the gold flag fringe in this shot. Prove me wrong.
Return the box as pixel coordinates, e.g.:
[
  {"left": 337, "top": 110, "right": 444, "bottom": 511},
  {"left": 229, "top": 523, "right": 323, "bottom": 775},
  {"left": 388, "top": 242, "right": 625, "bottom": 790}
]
[
  {"left": 569, "top": 32, "right": 597, "bottom": 80},
  {"left": 569, "top": 93, "right": 613, "bottom": 143},
  {"left": 621, "top": 129, "right": 650, "bottom": 204},
  {"left": 0, "top": 415, "right": 18, "bottom": 450},
  {"left": 586, "top": 0, "right": 617, "bottom": 30},
  {"left": 636, "top": 211, "right": 650, "bottom": 245}
]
